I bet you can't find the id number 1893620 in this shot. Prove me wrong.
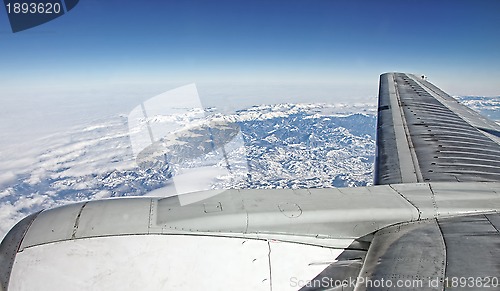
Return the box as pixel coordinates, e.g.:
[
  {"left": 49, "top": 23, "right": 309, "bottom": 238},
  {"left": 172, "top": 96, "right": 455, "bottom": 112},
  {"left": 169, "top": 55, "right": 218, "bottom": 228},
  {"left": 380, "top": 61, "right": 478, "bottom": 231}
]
[{"left": 5, "top": 2, "right": 61, "bottom": 14}]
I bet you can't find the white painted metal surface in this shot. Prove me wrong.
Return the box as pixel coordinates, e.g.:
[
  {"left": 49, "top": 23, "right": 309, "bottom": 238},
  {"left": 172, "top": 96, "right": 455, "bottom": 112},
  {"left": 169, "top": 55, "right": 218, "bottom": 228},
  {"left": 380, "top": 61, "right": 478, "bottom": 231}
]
[{"left": 10, "top": 235, "right": 344, "bottom": 291}]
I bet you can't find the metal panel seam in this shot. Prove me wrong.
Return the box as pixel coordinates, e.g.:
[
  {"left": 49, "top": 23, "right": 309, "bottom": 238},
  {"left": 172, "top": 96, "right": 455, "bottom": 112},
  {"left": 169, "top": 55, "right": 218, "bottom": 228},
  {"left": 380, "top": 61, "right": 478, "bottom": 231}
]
[
  {"left": 267, "top": 240, "right": 273, "bottom": 291},
  {"left": 71, "top": 202, "right": 88, "bottom": 239},
  {"left": 434, "top": 218, "right": 448, "bottom": 287},
  {"left": 148, "top": 199, "right": 155, "bottom": 234},
  {"left": 389, "top": 184, "right": 422, "bottom": 220},
  {"left": 484, "top": 214, "right": 500, "bottom": 233},
  {"left": 428, "top": 183, "right": 440, "bottom": 218}
]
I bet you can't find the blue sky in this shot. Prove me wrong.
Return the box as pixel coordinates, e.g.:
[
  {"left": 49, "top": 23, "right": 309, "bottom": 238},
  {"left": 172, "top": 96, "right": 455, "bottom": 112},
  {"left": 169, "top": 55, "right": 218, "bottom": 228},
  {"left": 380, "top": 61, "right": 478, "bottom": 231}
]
[
  {"left": 1, "top": 0, "right": 500, "bottom": 93},
  {"left": 0, "top": 0, "right": 500, "bottom": 146}
]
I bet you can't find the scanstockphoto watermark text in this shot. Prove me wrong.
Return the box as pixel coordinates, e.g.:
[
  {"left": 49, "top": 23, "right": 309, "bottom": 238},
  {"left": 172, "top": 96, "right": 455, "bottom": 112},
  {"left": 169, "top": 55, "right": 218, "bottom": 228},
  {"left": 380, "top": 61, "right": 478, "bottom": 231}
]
[{"left": 290, "top": 276, "right": 500, "bottom": 289}]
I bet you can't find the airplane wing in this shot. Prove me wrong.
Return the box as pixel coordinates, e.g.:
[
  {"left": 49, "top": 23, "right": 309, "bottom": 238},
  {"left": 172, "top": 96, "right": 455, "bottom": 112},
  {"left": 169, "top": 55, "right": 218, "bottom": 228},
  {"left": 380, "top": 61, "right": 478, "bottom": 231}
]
[
  {"left": 375, "top": 72, "right": 500, "bottom": 184},
  {"left": 1, "top": 72, "right": 500, "bottom": 290},
  {"left": 368, "top": 73, "right": 500, "bottom": 290}
]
